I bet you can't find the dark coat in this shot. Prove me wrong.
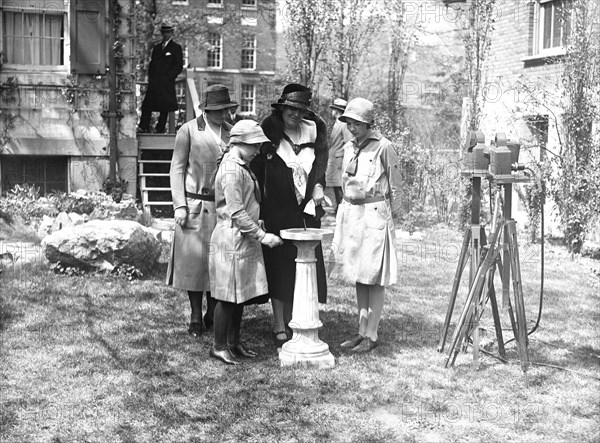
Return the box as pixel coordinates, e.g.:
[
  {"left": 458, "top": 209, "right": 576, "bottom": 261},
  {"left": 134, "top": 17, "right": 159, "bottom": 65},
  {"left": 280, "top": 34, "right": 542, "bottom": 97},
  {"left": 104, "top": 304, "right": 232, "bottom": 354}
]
[
  {"left": 250, "top": 111, "right": 329, "bottom": 304},
  {"left": 142, "top": 39, "right": 184, "bottom": 112}
]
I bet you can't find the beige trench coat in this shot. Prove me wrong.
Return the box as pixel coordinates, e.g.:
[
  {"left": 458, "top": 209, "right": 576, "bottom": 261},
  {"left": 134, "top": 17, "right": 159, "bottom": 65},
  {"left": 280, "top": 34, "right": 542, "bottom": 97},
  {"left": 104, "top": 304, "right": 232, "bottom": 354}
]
[
  {"left": 209, "top": 154, "right": 268, "bottom": 304},
  {"left": 165, "top": 116, "right": 231, "bottom": 291},
  {"left": 332, "top": 130, "right": 402, "bottom": 286}
]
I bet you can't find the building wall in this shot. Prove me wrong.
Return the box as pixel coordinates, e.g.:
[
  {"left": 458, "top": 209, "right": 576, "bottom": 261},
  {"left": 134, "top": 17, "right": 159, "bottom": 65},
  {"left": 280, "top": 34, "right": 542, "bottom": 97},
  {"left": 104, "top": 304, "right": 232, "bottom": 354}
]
[
  {"left": 0, "top": 0, "right": 138, "bottom": 195},
  {"left": 477, "top": 0, "right": 568, "bottom": 234}
]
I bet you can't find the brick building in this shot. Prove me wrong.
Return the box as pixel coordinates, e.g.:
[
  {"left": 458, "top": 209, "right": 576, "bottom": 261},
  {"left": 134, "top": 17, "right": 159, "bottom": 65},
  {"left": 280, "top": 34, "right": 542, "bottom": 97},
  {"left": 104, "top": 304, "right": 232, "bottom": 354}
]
[{"left": 154, "top": 0, "right": 277, "bottom": 120}]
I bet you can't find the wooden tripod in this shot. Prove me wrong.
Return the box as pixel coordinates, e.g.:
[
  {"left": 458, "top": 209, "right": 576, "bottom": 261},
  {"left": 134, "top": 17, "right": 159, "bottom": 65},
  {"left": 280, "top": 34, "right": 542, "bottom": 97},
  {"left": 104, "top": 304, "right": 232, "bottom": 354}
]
[{"left": 438, "top": 176, "right": 530, "bottom": 382}]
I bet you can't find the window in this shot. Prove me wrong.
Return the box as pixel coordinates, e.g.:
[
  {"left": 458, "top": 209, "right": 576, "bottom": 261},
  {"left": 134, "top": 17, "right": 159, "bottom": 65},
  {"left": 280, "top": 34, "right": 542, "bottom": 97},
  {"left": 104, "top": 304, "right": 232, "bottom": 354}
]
[
  {"left": 242, "top": 0, "right": 257, "bottom": 9},
  {"left": 2, "top": 2, "right": 65, "bottom": 66},
  {"left": 241, "top": 35, "right": 256, "bottom": 69},
  {"left": 240, "top": 84, "right": 256, "bottom": 114},
  {"left": 1, "top": 156, "right": 68, "bottom": 194},
  {"left": 207, "top": 32, "right": 222, "bottom": 68},
  {"left": 1, "top": 0, "right": 106, "bottom": 73},
  {"left": 207, "top": 0, "right": 223, "bottom": 8},
  {"left": 537, "top": 0, "right": 572, "bottom": 54}
]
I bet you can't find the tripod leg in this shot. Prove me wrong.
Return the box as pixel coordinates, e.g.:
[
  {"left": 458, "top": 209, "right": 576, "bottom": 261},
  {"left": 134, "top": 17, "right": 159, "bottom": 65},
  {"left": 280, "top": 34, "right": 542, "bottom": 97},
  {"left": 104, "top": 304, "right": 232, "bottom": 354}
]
[
  {"left": 445, "top": 222, "right": 503, "bottom": 368},
  {"left": 438, "top": 227, "right": 471, "bottom": 353},
  {"left": 507, "top": 221, "right": 529, "bottom": 374}
]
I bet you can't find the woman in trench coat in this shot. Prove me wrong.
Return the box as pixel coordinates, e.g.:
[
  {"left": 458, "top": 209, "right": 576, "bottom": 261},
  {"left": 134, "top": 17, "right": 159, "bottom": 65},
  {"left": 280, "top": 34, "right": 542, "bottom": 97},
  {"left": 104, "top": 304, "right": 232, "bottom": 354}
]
[
  {"left": 209, "top": 120, "right": 283, "bottom": 365},
  {"left": 166, "top": 85, "right": 237, "bottom": 337},
  {"left": 333, "top": 98, "right": 402, "bottom": 353}
]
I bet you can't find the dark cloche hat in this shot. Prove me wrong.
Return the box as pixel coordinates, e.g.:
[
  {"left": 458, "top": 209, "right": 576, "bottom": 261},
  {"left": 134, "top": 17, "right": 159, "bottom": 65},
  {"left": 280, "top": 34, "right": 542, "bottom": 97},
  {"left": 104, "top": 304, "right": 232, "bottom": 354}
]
[
  {"left": 202, "top": 84, "right": 238, "bottom": 111},
  {"left": 271, "top": 83, "right": 312, "bottom": 111},
  {"left": 160, "top": 22, "right": 175, "bottom": 33}
]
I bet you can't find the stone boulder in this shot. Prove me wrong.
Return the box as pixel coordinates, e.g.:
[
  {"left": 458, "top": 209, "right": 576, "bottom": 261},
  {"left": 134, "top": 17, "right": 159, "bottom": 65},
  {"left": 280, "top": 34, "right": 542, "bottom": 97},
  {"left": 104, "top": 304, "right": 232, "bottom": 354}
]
[
  {"left": 42, "top": 220, "right": 161, "bottom": 273},
  {"left": 89, "top": 196, "right": 140, "bottom": 222}
]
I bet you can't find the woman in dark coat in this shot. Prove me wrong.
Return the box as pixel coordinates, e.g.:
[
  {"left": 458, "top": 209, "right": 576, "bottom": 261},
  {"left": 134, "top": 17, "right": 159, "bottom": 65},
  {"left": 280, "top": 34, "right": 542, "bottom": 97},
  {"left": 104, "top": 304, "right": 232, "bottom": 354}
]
[{"left": 250, "top": 83, "right": 329, "bottom": 346}]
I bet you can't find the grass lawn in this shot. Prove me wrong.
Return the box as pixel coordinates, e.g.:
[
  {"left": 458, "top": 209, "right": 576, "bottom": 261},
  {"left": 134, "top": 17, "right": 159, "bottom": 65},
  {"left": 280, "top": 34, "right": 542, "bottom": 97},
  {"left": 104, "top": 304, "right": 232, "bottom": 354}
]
[{"left": 1, "top": 224, "right": 599, "bottom": 442}]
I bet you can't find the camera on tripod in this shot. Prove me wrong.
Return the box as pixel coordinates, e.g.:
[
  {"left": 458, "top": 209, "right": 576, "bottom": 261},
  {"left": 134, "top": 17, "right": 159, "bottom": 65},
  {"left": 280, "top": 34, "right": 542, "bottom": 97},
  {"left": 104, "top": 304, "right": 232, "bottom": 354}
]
[{"left": 461, "top": 130, "right": 529, "bottom": 183}]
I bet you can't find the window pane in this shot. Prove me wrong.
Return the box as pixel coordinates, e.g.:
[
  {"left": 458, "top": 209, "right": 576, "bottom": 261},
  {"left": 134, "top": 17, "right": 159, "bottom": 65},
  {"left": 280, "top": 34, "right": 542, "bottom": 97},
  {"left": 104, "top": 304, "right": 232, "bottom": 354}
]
[
  {"left": 241, "top": 84, "right": 255, "bottom": 113},
  {"left": 207, "top": 32, "right": 221, "bottom": 68},
  {"left": 2, "top": 10, "right": 63, "bottom": 65},
  {"left": 552, "top": 1, "right": 562, "bottom": 47},
  {"left": 542, "top": 3, "right": 552, "bottom": 49},
  {"left": 241, "top": 35, "right": 256, "bottom": 69}
]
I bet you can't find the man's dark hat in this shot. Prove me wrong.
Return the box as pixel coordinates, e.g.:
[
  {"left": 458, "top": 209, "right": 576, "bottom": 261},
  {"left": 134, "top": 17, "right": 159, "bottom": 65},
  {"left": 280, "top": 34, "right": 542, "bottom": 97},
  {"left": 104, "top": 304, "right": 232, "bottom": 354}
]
[
  {"left": 271, "top": 83, "right": 312, "bottom": 111},
  {"left": 202, "top": 84, "right": 238, "bottom": 111},
  {"left": 160, "top": 23, "right": 175, "bottom": 33},
  {"left": 329, "top": 98, "right": 348, "bottom": 112}
]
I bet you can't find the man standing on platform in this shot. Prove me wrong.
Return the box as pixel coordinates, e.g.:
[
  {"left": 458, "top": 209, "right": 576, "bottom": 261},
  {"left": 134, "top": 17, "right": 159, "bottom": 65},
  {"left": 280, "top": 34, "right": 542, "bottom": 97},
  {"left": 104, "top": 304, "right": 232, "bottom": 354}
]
[
  {"left": 138, "top": 23, "right": 184, "bottom": 134},
  {"left": 326, "top": 98, "right": 353, "bottom": 212}
]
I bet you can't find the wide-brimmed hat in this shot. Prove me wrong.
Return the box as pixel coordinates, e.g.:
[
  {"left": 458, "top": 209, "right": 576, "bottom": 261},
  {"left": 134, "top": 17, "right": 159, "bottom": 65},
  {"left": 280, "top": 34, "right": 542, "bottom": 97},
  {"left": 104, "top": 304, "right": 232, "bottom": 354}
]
[
  {"left": 202, "top": 84, "right": 238, "bottom": 111},
  {"left": 271, "top": 83, "right": 312, "bottom": 111},
  {"left": 229, "top": 120, "right": 270, "bottom": 145},
  {"left": 329, "top": 98, "right": 348, "bottom": 112},
  {"left": 339, "top": 97, "right": 374, "bottom": 124},
  {"left": 160, "top": 23, "right": 174, "bottom": 33}
]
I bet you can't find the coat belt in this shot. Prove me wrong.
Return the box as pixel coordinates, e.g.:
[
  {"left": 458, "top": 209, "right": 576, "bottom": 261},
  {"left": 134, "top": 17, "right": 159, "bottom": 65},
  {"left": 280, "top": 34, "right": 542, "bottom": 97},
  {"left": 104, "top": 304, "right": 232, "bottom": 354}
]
[
  {"left": 343, "top": 195, "right": 388, "bottom": 205},
  {"left": 185, "top": 191, "right": 215, "bottom": 201}
]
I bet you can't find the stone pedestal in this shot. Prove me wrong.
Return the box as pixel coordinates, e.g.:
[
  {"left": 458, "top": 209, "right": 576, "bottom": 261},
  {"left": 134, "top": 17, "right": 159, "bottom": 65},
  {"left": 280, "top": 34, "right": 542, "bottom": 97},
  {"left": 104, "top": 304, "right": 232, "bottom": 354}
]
[{"left": 279, "top": 228, "right": 335, "bottom": 369}]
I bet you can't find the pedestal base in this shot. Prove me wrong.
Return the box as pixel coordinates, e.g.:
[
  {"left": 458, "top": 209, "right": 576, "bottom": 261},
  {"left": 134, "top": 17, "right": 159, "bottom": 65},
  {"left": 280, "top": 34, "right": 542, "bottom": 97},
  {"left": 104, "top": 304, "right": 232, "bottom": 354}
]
[{"left": 279, "top": 330, "right": 335, "bottom": 369}]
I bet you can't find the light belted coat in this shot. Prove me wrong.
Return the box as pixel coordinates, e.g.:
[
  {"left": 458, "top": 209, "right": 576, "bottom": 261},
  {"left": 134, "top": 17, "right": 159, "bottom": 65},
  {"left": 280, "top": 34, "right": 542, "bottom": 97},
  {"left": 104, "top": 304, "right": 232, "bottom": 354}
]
[
  {"left": 166, "top": 116, "right": 232, "bottom": 291},
  {"left": 332, "top": 130, "right": 402, "bottom": 286},
  {"left": 209, "top": 153, "right": 269, "bottom": 304}
]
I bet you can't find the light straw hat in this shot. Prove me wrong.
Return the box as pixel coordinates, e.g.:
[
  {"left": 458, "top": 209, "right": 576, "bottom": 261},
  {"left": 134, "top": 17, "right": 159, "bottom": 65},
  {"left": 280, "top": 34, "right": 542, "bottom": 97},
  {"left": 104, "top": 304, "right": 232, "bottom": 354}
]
[
  {"left": 229, "top": 120, "right": 270, "bottom": 145},
  {"left": 338, "top": 98, "right": 374, "bottom": 124}
]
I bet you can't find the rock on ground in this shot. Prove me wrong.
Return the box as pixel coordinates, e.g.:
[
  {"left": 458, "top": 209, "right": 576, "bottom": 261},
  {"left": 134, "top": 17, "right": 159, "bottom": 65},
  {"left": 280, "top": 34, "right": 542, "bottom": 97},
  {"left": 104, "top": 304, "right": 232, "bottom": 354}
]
[{"left": 42, "top": 219, "right": 161, "bottom": 272}]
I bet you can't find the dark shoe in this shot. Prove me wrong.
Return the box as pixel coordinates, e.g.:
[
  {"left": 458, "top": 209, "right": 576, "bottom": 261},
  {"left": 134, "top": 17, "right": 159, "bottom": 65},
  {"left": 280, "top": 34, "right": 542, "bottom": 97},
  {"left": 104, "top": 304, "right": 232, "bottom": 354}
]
[
  {"left": 285, "top": 325, "right": 293, "bottom": 340},
  {"left": 187, "top": 322, "right": 203, "bottom": 338},
  {"left": 272, "top": 331, "right": 288, "bottom": 347},
  {"left": 210, "top": 347, "right": 242, "bottom": 365},
  {"left": 230, "top": 342, "right": 258, "bottom": 359},
  {"left": 340, "top": 335, "right": 364, "bottom": 349},
  {"left": 352, "top": 338, "right": 379, "bottom": 353}
]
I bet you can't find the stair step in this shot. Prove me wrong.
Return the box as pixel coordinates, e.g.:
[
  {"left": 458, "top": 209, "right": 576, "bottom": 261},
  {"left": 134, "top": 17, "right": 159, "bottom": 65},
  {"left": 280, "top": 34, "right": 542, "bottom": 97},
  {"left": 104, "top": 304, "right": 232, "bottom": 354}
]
[
  {"left": 143, "top": 201, "right": 173, "bottom": 206},
  {"left": 141, "top": 187, "right": 172, "bottom": 191},
  {"left": 139, "top": 146, "right": 175, "bottom": 150}
]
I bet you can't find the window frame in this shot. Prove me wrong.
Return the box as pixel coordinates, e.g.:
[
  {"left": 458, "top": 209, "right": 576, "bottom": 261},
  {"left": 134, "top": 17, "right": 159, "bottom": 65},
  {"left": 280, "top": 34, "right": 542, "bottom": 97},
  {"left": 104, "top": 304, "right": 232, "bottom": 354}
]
[
  {"left": 207, "top": 0, "right": 223, "bottom": 8},
  {"left": 0, "top": 1, "right": 69, "bottom": 71},
  {"left": 206, "top": 32, "right": 223, "bottom": 69},
  {"left": 241, "top": 0, "right": 258, "bottom": 10},
  {"left": 240, "top": 83, "right": 256, "bottom": 114},
  {"left": 241, "top": 34, "right": 256, "bottom": 70},
  {"left": 534, "top": 0, "right": 573, "bottom": 56}
]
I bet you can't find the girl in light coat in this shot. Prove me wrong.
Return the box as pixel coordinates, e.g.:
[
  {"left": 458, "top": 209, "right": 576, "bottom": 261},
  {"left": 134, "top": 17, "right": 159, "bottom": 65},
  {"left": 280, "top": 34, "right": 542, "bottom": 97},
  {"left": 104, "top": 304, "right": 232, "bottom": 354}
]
[
  {"left": 333, "top": 98, "right": 402, "bottom": 353},
  {"left": 209, "top": 120, "right": 283, "bottom": 365}
]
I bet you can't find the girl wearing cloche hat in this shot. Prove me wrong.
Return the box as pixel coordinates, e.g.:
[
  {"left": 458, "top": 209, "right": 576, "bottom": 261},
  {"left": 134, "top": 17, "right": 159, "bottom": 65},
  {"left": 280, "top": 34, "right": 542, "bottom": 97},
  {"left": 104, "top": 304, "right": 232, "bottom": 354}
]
[
  {"left": 209, "top": 120, "right": 283, "bottom": 365},
  {"left": 333, "top": 97, "right": 402, "bottom": 353},
  {"left": 250, "top": 83, "right": 330, "bottom": 347}
]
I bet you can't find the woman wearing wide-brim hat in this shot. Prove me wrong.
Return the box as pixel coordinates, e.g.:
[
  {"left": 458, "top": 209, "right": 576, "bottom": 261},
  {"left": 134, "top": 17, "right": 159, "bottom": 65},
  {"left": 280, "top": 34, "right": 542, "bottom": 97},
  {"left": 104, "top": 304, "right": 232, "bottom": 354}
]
[
  {"left": 250, "top": 83, "right": 329, "bottom": 347},
  {"left": 332, "top": 97, "right": 402, "bottom": 353},
  {"left": 166, "top": 84, "right": 238, "bottom": 339}
]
